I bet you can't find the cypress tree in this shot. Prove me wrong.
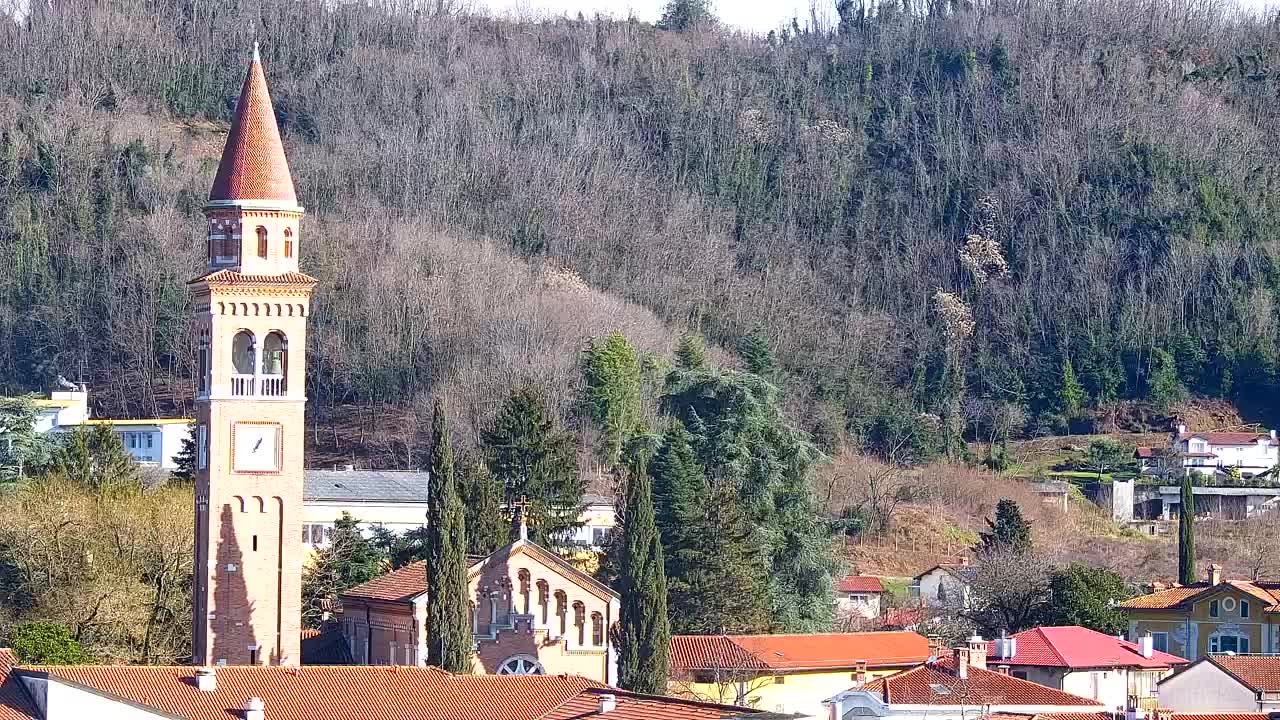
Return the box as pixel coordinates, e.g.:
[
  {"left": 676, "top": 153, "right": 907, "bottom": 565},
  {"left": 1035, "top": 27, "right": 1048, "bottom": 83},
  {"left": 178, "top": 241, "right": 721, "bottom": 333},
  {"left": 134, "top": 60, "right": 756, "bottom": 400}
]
[
  {"left": 617, "top": 438, "right": 670, "bottom": 694},
  {"left": 1179, "top": 472, "right": 1196, "bottom": 585},
  {"left": 425, "top": 400, "right": 473, "bottom": 672}
]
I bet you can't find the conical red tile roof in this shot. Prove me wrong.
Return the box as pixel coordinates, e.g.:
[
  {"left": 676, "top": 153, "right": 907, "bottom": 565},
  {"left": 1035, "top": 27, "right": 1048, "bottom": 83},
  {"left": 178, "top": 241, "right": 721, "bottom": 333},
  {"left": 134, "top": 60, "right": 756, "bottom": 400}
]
[{"left": 209, "top": 47, "right": 297, "bottom": 204}]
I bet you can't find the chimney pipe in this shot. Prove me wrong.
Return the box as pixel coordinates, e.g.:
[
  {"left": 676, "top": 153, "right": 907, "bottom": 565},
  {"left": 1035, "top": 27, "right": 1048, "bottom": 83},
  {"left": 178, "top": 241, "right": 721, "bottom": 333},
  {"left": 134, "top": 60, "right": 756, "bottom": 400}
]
[
  {"left": 597, "top": 693, "right": 617, "bottom": 714},
  {"left": 954, "top": 648, "right": 970, "bottom": 680},
  {"left": 1210, "top": 564, "right": 1222, "bottom": 585},
  {"left": 1139, "top": 635, "right": 1154, "bottom": 659},
  {"left": 967, "top": 635, "right": 987, "bottom": 671},
  {"left": 243, "top": 697, "right": 265, "bottom": 720},
  {"left": 854, "top": 660, "right": 868, "bottom": 686},
  {"left": 195, "top": 667, "right": 217, "bottom": 692}
]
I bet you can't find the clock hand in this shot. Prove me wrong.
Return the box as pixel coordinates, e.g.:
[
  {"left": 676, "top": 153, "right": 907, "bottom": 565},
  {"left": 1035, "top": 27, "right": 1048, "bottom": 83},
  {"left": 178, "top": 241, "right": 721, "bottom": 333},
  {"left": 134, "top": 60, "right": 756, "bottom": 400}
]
[{"left": 253, "top": 438, "right": 262, "bottom": 452}]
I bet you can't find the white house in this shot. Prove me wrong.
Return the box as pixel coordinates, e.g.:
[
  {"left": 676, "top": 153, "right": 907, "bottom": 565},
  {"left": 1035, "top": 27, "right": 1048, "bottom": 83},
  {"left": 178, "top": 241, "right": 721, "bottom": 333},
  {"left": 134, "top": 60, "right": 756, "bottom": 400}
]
[
  {"left": 992, "top": 626, "right": 1187, "bottom": 713},
  {"left": 912, "top": 561, "right": 974, "bottom": 610},
  {"left": 835, "top": 575, "right": 886, "bottom": 619},
  {"left": 823, "top": 638, "right": 1108, "bottom": 720},
  {"left": 1157, "top": 654, "right": 1280, "bottom": 713},
  {"left": 1169, "top": 426, "right": 1278, "bottom": 478},
  {"left": 25, "top": 387, "right": 192, "bottom": 470}
]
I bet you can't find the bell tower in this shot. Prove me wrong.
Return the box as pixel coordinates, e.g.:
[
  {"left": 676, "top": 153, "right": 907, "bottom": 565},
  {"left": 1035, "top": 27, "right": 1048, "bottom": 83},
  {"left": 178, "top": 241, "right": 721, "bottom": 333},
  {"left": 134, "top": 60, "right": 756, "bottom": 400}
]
[{"left": 190, "top": 44, "right": 314, "bottom": 667}]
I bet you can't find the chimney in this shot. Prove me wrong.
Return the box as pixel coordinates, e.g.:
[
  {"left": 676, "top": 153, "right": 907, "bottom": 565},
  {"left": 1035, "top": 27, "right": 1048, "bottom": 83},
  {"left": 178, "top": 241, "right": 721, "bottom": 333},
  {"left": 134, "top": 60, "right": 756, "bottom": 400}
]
[
  {"left": 194, "top": 667, "right": 217, "bottom": 692},
  {"left": 954, "top": 648, "right": 971, "bottom": 680},
  {"left": 344, "top": 464, "right": 355, "bottom": 472},
  {"left": 854, "top": 660, "right": 868, "bottom": 686},
  {"left": 928, "top": 635, "right": 944, "bottom": 659},
  {"left": 1151, "top": 581, "right": 1166, "bottom": 593},
  {"left": 996, "top": 665, "right": 1010, "bottom": 675},
  {"left": 1177, "top": 424, "right": 1187, "bottom": 435},
  {"left": 1139, "top": 635, "right": 1155, "bottom": 659},
  {"left": 967, "top": 635, "right": 987, "bottom": 671},
  {"left": 243, "top": 697, "right": 265, "bottom": 720},
  {"left": 1209, "top": 564, "right": 1222, "bottom": 585},
  {"left": 596, "top": 693, "right": 617, "bottom": 714}
]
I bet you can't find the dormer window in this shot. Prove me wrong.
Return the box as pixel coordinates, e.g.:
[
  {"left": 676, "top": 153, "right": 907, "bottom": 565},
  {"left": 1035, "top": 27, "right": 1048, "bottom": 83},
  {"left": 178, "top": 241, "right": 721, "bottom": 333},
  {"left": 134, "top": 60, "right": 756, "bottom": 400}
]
[
  {"left": 284, "top": 228, "right": 293, "bottom": 258},
  {"left": 256, "top": 227, "right": 268, "bottom": 258}
]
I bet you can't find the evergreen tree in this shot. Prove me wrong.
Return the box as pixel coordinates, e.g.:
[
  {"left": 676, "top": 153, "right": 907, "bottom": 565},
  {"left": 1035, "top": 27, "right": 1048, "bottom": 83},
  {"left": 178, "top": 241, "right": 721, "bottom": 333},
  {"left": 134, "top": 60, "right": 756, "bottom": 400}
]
[
  {"left": 1039, "top": 564, "right": 1129, "bottom": 634},
  {"left": 463, "top": 457, "right": 507, "bottom": 556},
  {"left": 482, "top": 384, "right": 584, "bottom": 548},
  {"left": 735, "top": 328, "right": 775, "bottom": 376},
  {"left": 657, "top": 0, "right": 714, "bottom": 31},
  {"left": 580, "top": 331, "right": 644, "bottom": 465},
  {"left": 424, "top": 399, "right": 472, "bottom": 672},
  {"left": 673, "top": 334, "right": 706, "bottom": 370},
  {"left": 55, "top": 424, "right": 139, "bottom": 493},
  {"left": 9, "top": 621, "right": 92, "bottom": 664},
  {"left": 978, "top": 498, "right": 1032, "bottom": 553},
  {"left": 1179, "top": 472, "right": 1196, "bottom": 585},
  {"left": 617, "top": 439, "right": 670, "bottom": 694},
  {"left": 171, "top": 422, "right": 197, "bottom": 481},
  {"left": 302, "top": 513, "right": 387, "bottom": 628},
  {"left": 1058, "top": 358, "right": 1085, "bottom": 419},
  {"left": 1147, "top": 349, "right": 1185, "bottom": 409}
]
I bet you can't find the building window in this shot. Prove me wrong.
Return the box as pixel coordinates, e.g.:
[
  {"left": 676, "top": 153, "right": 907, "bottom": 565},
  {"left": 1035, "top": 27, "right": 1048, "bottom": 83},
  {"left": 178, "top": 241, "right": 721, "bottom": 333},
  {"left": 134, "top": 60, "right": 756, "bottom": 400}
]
[
  {"left": 1242, "top": 600, "right": 1250, "bottom": 618},
  {"left": 1210, "top": 634, "right": 1249, "bottom": 654},
  {"left": 197, "top": 424, "right": 207, "bottom": 469},
  {"left": 591, "top": 612, "right": 603, "bottom": 646},
  {"left": 537, "top": 580, "right": 549, "bottom": 626},
  {"left": 773, "top": 676, "right": 785, "bottom": 685},
  {"left": 284, "top": 228, "right": 293, "bottom": 258},
  {"left": 1012, "top": 670, "right": 1028, "bottom": 680},
  {"left": 573, "top": 601, "right": 585, "bottom": 645},
  {"left": 146, "top": 433, "right": 153, "bottom": 449},
  {"left": 1151, "top": 632, "right": 1169, "bottom": 653},
  {"left": 555, "top": 591, "right": 567, "bottom": 637},
  {"left": 256, "top": 227, "right": 268, "bottom": 258},
  {"left": 518, "top": 570, "right": 531, "bottom": 615},
  {"left": 1209, "top": 599, "right": 1220, "bottom": 618}
]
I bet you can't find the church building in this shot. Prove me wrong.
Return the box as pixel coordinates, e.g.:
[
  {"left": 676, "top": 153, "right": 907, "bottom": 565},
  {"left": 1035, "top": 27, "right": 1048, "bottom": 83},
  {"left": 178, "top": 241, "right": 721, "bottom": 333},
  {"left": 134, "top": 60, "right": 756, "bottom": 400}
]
[{"left": 338, "top": 521, "right": 620, "bottom": 683}]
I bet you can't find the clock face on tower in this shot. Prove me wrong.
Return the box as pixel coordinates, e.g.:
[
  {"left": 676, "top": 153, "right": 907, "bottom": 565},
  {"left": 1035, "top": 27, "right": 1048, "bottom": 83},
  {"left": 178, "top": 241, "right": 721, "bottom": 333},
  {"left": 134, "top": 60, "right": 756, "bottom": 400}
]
[{"left": 233, "top": 423, "right": 281, "bottom": 472}]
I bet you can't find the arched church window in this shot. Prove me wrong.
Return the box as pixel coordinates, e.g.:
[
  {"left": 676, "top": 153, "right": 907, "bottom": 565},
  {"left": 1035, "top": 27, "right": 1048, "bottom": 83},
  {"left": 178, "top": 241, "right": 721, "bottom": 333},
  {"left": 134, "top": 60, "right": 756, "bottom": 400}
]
[
  {"left": 573, "top": 601, "right": 585, "bottom": 646},
  {"left": 555, "top": 591, "right": 567, "bottom": 637},
  {"left": 591, "top": 612, "right": 603, "bottom": 646},
  {"left": 232, "top": 331, "right": 256, "bottom": 375},
  {"left": 518, "top": 570, "right": 531, "bottom": 615},
  {"left": 496, "top": 655, "right": 544, "bottom": 675},
  {"left": 536, "top": 580, "right": 549, "bottom": 626},
  {"left": 256, "top": 227, "right": 268, "bottom": 258},
  {"left": 284, "top": 228, "right": 293, "bottom": 258}
]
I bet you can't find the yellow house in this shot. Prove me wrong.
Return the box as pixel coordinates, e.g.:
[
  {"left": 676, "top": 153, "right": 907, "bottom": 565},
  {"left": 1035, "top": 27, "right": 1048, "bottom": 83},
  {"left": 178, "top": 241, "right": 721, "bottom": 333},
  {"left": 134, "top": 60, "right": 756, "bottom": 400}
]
[
  {"left": 1120, "top": 564, "right": 1280, "bottom": 659},
  {"left": 668, "top": 631, "right": 930, "bottom": 719}
]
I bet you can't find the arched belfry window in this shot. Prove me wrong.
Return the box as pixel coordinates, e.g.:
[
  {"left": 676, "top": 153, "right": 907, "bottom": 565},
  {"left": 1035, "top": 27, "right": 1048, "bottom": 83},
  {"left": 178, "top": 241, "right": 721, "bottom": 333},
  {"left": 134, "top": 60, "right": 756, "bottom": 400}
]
[
  {"left": 261, "top": 332, "right": 287, "bottom": 396},
  {"left": 231, "top": 330, "right": 256, "bottom": 396},
  {"left": 256, "top": 227, "right": 268, "bottom": 259},
  {"left": 284, "top": 228, "right": 293, "bottom": 258}
]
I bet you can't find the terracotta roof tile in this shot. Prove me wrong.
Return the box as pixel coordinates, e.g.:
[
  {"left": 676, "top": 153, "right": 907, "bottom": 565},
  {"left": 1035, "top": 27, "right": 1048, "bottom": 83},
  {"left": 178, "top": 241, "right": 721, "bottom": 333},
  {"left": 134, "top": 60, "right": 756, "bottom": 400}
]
[
  {"left": 1002, "top": 626, "right": 1187, "bottom": 669},
  {"left": 0, "top": 650, "right": 37, "bottom": 720},
  {"left": 881, "top": 607, "right": 926, "bottom": 628},
  {"left": 862, "top": 660, "right": 1105, "bottom": 706},
  {"left": 1171, "top": 714, "right": 1269, "bottom": 720},
  {"left": 837, "top": 576, "right": 885, "bottom": 593},
  {"left": 1120, "top": 581, "right": 1280, "bottom": 611},
  {"left": 342, "top": 560, "right": 426, "bottom": 603},
  {"left": 1178, "top": 432, "right": 1270, "bottom": 445},
  {"left": 671, "top": 632, "right": 928, "bottom": 673},
  {"left": 1210, "top": 654, "right": 1280, "bottom": 691},
  {"left": 1119, "top": 585, "right": 1208, "bottom": 609},
  {"left": 209, "top": 49, "right": 296, "bottom": 204},
  {"left": 22, "top": 665, "right": 756, "bottom": 720}
]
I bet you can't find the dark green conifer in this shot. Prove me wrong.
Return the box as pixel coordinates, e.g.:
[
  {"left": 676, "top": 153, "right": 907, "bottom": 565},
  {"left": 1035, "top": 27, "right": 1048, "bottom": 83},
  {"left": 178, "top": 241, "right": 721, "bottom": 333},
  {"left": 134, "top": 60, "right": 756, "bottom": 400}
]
[
  {"left": 617, "top": 439, "right": 670, "bottom": 694},
  {"left": 463, "top": 456, "right": 507, "bottom": 556},
  {"left": 1179, "top": 472, "right": 1196, "bottom": 585},
  {"left": 425, "top": 399, "right": 472, "bottom": 673},
  {"left": 978, "top": 498, "right": 1032, "bottom": 553}
]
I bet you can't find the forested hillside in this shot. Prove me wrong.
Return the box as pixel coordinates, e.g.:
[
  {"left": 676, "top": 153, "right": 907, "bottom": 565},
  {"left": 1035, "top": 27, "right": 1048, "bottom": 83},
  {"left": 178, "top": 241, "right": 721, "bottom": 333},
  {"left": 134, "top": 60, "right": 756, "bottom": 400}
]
[{"left": 3, "top": 0, "right": 1280, "bottom": 459}]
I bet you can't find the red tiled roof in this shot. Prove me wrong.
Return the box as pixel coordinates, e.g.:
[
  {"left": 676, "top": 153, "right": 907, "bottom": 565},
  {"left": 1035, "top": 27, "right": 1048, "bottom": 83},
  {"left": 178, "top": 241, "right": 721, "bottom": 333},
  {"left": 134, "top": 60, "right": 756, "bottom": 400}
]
[
  {"left": 986, "top": 713, "right": 1112, "bottom": 720},
  {"left": 1171, "top": 715, "right": 1269, "bottom": 720},
  {"left": 1002, "top": 626, "right": 1187, "bottom": 669},
  {"left": 209, "top": 49, "right": 297, "bottom": 203},
  {"left": 342, "top": 560, "right": 426, "bottom": 603},
  {"left": 881, "top": 607, "right": 926, "bottom": 628},
  {"left": 0, "top": 650, "right": 37, "bottom": 720},
  {"left": 1179, "top": 432, "right": 1270, "bottom": 445},
  {"left": 671, "top": 632, "right": 929, "bottom": 673},
  {"left": 22, "top": 665, "right": 754, "bottom": 720},
  {"left": 1210, "top": 654, "right": 1280, "bottom": 692},
  {"left": 190, "top": 269, "right": 318, "bottom": 286},
  {"left": 1135, "top": 447, "right": 1163, "bottom": 458},
  {"left": 837, "top": 575, "right": 885, "bottom": 593},
  {"left": 863, "top": 660, "right": 1105, "bottom": 706},
  {"left": 1120, "top": 581, "right": 1280, "bottom": 611},
  {"left": 1120, "top": 584, "right": 1210, "bottom": 610}
]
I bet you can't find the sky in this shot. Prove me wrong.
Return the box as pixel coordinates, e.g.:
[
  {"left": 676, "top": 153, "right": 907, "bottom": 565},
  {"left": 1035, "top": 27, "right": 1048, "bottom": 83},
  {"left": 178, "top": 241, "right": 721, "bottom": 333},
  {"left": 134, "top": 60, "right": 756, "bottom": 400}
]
[{"left": 482, "top": 0, "right": 1280, "bottom": 34}]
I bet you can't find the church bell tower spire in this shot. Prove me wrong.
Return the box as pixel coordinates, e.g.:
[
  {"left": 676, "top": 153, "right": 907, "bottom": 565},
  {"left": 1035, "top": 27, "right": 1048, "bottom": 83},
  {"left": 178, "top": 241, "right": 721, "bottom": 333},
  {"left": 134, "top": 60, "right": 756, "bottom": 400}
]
[{"left": 189, "top": 45, "right": 315, "bottom": 667}]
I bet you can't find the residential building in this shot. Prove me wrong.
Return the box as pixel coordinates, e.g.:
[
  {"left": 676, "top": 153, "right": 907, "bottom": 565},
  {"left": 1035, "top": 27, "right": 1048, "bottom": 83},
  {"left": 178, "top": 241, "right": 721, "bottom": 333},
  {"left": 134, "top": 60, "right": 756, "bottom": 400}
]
[
  {"left": 1136, "top": 426, "right": 1280, "bottom": 479},
  {"left": 836, "top": 576, "right": 885, "bottom": 619},
  {"left": 912, "top": 561, "right": 975, "bottom": 609},
  {"left": 338, "top": 521, "right": 620, "bottom": 682},
  {"left": 31, "top": 389, "right": 90, "bottom": 432},
  {"left": 668, "top": 631, "right": 930, "bottom": 718},
  {"left": 823, "top": 639, "right": 1109, "bottom": 720},
  {"left": 1120, "top": 565, "right": 1280, "bottom": 659},
  {"left": 989, "top": 626, "right": 1187, "bottom": 712},
  {"left": 26, "top": 388, "right": 193, "bottom": 470},
  {"left": 1152, "top": 485, "right": 1280, "bottom": 521},
  {"left": 1157, "top": 654, "right": 1280, "bottom": 713},
  {"left": 0, "top": 650, "right": 763, "bottom": 720}
]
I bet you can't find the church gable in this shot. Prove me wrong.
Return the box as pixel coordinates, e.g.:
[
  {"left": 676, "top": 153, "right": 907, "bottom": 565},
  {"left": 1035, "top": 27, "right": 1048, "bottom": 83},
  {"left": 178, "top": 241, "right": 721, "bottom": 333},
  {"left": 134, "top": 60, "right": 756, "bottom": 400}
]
[{"left": 470, "top": 541, "right": 617, "bottom": 604}]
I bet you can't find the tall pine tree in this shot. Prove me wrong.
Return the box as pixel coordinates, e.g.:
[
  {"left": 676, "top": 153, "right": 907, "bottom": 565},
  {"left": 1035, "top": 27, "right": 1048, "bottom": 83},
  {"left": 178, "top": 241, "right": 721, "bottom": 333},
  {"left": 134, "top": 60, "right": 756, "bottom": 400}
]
[
  {"left": 1179, "top": 472, "right": 1196, "bottom": 585},
  {"left": 463, "top": 456, "right": 507, "bottom": 556},
  {"left": 482, "top": 384, "right": 584, "bottom": 547},
  {"left": 425, "top": 400, "right": 472, "bottom": 672},
  {"left": 617, "top": 438, "right": 670, "bottom": 694},
  {"left": 978, "top": 498, "right": 1032, "bottom": 553}
]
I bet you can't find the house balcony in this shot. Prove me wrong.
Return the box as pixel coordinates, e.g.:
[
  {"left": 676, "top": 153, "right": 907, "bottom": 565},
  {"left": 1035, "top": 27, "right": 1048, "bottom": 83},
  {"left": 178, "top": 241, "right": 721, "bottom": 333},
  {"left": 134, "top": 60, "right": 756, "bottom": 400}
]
[{"left": 230, "top": 373, "right": 287, "bottom": 397}]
